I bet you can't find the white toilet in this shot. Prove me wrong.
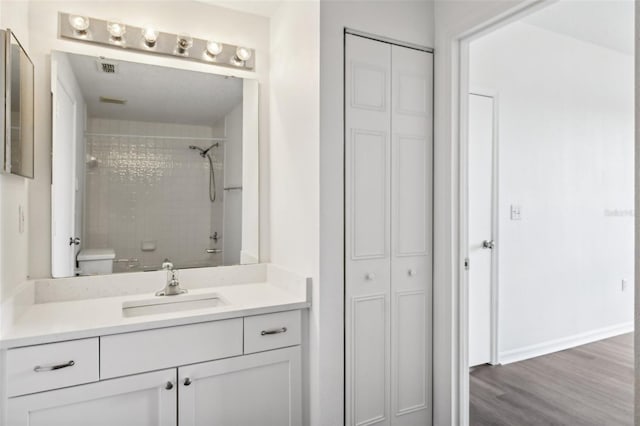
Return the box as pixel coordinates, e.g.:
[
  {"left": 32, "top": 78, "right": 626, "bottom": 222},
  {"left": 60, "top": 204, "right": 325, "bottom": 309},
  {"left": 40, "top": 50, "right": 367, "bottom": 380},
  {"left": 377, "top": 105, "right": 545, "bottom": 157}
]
[{"left": 77, "top": 248, "right": 116, "bottom": 275}]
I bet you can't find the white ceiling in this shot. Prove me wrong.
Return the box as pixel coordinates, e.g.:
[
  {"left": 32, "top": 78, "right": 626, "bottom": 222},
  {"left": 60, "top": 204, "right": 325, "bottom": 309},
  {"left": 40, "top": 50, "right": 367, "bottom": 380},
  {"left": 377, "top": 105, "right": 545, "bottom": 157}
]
[
  {"left": 522, "top": 0, "right": 634, "bottom": 56},
  {"left": 195, "top": 0, "right": 283, "bottom": 17},
  {"left": 67, "top": 52, "right": 243, "bottom": 126}
]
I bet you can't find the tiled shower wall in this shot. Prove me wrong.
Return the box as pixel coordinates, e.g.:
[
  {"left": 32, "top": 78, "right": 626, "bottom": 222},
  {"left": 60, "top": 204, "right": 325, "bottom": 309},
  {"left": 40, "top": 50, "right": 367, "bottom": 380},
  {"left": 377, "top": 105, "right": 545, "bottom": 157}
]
[{"left": 84, "top": 118, "right": 225, "bottom": 272}]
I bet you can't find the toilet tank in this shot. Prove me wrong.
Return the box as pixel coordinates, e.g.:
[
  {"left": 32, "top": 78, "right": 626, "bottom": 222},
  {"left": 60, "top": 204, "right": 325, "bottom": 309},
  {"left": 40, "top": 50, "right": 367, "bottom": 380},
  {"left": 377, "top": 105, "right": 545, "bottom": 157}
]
[{"left": 77, "top": 249, "right": 116, "bottom": 275}]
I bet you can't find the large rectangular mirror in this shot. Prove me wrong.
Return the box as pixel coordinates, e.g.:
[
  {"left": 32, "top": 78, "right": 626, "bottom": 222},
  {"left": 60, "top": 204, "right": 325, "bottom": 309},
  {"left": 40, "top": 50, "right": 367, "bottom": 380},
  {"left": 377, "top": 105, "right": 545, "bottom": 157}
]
[{"left": 51, "top": 51, "right": 259, "bottom": 277}]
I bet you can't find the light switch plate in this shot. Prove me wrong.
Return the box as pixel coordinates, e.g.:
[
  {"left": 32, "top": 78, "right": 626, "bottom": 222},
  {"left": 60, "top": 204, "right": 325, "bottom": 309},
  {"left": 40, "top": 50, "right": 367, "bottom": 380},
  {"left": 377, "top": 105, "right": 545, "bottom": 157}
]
[{"left": 510, "top": 204, "right": 521, "bottom": 220}]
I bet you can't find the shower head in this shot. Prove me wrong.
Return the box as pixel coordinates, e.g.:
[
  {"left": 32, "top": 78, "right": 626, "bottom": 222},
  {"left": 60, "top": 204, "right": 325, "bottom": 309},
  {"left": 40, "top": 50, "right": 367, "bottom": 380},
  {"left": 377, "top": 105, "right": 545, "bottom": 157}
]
[
  {"left": 189, "top": 145, "right": 204, "bottom": 156},
  {"left": 189, "top": 143, "right": 218, "bottom": 157}
]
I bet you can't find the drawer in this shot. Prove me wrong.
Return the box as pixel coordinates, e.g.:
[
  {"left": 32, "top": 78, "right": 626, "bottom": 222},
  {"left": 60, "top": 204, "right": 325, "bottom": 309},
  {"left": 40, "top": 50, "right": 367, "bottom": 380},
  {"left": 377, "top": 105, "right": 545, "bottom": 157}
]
[
  {"left": 6, "top": 338, "right": 99, "bottom": 397},
  {"left": 244, "top": 310, "right": 301, "bottom": 354},
  {"left": 100, "top": 318, "right": 243, "bottom": 379}
]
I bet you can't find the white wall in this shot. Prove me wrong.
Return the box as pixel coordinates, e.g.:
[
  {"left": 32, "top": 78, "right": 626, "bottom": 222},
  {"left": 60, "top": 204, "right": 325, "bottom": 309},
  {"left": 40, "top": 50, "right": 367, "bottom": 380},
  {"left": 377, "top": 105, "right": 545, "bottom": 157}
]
[
  {"left": 25, "top": 0, "right": 270, "bottom": 280},
  {"left": 269, "top": 2, "right": 319, "bottom": 424},
  {"left": 0, "top": 0, "right": 30, "bottom": 305},
  {"left": 470, "top": 22, "right": 634, "bottom": 359},
  {"left": 319, "top": 2, "right": 434, "bottom": 424}
]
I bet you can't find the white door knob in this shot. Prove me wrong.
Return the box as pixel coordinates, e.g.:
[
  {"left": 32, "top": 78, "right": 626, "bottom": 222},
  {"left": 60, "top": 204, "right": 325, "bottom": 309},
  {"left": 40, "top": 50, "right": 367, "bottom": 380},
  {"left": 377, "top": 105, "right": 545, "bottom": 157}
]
[
  {"left": 408, "top": 269, "right": 416, "bottom": 277},
  {"left": 365, "top": 272, "right": 376, "bottom": 281}
]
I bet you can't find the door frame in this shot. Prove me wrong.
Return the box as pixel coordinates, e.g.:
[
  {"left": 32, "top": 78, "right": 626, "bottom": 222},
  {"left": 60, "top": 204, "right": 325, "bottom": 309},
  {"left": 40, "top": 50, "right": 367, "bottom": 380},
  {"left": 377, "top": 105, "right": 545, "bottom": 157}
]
[
  {"left": 342, "top": 28, "right": 435, "bottom": 426},
  {"left": 446, "top": 1, "right": 552, "bottom": 424},
  {"left": 467, "top": 89, "right": 500, "bottom": 366}
]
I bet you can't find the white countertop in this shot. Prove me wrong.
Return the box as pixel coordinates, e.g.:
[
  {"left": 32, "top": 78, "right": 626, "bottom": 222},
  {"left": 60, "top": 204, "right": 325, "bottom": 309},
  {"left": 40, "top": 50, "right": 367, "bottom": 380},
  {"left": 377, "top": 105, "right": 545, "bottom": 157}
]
[{"left": 1, "top": 265, "right": 311, "bottom": 349}]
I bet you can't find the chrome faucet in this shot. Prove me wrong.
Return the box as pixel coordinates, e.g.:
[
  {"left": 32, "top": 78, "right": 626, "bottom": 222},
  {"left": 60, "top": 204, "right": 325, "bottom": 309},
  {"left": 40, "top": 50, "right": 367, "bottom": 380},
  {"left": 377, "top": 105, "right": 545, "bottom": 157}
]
[{"left": 155, "top": 260, "right": 187, "bottom": 296}]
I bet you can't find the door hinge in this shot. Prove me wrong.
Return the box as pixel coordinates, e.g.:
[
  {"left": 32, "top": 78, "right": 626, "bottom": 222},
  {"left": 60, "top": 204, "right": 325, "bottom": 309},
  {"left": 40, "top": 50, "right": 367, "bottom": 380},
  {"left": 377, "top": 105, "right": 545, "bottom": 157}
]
[{"left": 464, "top": 257, "right": 470, "bottom": 271}]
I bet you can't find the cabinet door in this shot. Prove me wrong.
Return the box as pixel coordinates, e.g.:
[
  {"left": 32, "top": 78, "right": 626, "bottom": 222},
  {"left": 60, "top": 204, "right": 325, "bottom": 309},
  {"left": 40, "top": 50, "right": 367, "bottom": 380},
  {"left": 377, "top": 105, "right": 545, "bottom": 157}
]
[
  {"left": 7, "top": 369, "right": 177, "bottom": 426},
  {"left": 390, "top": 45, "right": 433, "bottom": 425},
  {"left": 178, "top": 346, "right": 301, "bottom": 426}
]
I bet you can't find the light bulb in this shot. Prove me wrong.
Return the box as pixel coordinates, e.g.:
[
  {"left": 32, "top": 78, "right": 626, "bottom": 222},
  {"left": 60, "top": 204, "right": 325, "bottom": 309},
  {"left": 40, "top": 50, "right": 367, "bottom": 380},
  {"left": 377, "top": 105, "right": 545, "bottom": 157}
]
[
  {"left": 107, "top": 21, "right": 126, "bottom": 41},
  {"left": 68, "top": 15, "right": 90, "bottom": 34},
  {"left": 176, "top": 33, "right": 193, "bottom": 55},
  {"left": 206, "top": 41, "right": 223, "bottom": 57},
  {"left": 142, "top": 25, "right": 159, "bottom": 47},
  {"left": 235, "top": 46, "right": 252, "bottom": 62}
]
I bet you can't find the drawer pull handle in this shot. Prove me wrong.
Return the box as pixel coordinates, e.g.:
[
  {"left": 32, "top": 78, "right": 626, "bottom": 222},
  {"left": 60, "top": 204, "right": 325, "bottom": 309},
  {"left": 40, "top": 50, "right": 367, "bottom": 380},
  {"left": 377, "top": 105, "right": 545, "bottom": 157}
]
[
  {"left": 165, "top": 381, "right": 174, "bottom": 390},
  {"left": 33, "top": 360, "right": 75, "bottom": 372},
  {"left": 184, "top": 378, "right": 192, "bottom": 386},
  {"left": 261, "top": 327, "right": 287, "bottom": 336}
]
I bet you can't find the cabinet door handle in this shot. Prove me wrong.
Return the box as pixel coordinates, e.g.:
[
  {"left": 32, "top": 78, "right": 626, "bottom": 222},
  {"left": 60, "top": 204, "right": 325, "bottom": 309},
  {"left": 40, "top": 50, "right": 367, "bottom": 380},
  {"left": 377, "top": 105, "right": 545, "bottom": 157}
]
[
  {"left": 33, "top": 360, "right": 75, "bottom": 372},
  {"left": 184, "top": 377, "right": 192, "bottom": 386},
  {"left": 165, "top": 381, "right": 174, "bottom": 390},
  {"left": 261, "top": 327, "right": 287, "bottom": 336}
]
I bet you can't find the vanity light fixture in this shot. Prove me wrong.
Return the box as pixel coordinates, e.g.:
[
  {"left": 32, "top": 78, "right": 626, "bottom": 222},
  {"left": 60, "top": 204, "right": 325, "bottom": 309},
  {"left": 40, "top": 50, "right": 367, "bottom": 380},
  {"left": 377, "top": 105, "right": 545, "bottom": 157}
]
[
  {"left": 59, "top": 12, "right": 255, "bottom": 71},
  {"left": 205, "top": 41, "right": 224, "bottom": 58},
  {"left": 176, "top": 33, "right": 193, "bottom": 55},
  {"left": 141, "top": 25, "right": 159, "bottom": 48},
  {"left": 107, "top": 21, "right": 126, "bottom": 43},
  {"left": 232, "top": 46, "right": 252, "bottom": 66},
  {"left": 68, "top": 15, "right": 90, "bottom": 35}
]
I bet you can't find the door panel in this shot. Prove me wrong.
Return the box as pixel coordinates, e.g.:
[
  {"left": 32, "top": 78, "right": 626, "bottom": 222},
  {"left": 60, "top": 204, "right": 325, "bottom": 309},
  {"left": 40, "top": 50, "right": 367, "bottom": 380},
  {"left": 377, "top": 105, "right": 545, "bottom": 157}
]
[
  {"left": 350, "top": 128, "right": 388, "bottom": 259},
  {"left": 394, "top": 290, "right": 426, "bottom": 413},
  {"left": 7, "top": 369, "right": 177, "bottom": 426},
  {"left": 395, "top": 135, "right": 429, "bottom": 256},
  {"left": 352, "top": 294, "right": 388, "bottom": 425},
  {"left": 468, "top": 93, "right": 496, "bottom": 367},
  {"left": 390, "top": 44, "right": 432, "bottom": 426},
  {"left": 345, "top": 34, "right": 392, "bottom": 426}
]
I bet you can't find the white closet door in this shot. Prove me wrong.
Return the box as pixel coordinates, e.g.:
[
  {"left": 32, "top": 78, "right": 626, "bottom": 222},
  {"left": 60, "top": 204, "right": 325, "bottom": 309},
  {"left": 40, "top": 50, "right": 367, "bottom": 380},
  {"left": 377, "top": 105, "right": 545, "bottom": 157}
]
[
  {"left": 345, "top": 34, "right": 392, "bottom": 426},
  {"left": 390, "top": 45, "right": 433, "bottom": 426}
]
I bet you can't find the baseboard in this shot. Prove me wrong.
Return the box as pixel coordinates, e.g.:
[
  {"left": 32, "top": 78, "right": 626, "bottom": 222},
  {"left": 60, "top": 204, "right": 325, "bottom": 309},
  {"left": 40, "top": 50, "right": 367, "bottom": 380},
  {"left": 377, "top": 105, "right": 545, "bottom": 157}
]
[{"left": 498, "top": 322, "right": 634, "bottom": 365}]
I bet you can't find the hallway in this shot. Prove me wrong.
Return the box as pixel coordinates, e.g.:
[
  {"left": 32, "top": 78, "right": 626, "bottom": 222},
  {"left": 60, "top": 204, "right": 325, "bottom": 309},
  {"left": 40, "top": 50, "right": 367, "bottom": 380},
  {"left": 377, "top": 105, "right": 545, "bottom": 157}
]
[{"left": 470, "top": 334, "right": 633, "bottom": 425}]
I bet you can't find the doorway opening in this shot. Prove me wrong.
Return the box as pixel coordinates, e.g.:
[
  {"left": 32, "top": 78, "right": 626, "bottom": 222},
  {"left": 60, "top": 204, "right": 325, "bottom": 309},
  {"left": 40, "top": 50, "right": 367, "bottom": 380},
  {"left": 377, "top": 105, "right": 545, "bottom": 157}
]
[{"left": 463, "top": 1, "right": 635, "bottom": 424}]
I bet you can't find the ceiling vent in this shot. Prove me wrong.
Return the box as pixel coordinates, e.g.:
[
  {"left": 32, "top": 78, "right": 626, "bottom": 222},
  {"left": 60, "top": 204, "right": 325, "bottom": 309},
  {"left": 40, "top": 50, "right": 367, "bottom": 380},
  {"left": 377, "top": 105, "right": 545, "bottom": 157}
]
[
  {"left": 99, "top": 96, "right": 127, "bottom": 105},
  {"left": 96, "top": 59, "right": 118, "bottom": 74}
]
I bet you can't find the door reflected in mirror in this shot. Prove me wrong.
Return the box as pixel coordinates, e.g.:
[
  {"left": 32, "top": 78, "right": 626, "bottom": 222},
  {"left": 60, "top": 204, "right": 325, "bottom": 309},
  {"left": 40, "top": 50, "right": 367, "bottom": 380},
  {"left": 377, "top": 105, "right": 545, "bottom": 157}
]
[{"left": 51, "top": 51, "right": 259, "bottom": 278}]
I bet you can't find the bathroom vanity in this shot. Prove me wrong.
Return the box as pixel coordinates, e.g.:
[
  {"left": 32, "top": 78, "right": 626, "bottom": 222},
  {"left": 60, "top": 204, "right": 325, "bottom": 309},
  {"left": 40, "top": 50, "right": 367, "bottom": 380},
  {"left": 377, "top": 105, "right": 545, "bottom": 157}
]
[
  {"left": 0, "top": 5, "right": 313, "bottom": 426},
  {"left": 0, "top": 264, "right": 310, "bottom": 426}
]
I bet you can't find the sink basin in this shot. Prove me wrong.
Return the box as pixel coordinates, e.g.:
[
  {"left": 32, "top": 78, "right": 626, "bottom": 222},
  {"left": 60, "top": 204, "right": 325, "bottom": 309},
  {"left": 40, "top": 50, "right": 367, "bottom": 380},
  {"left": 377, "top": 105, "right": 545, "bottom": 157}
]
[{"left": 122, "top": 293, "right": 227, "bottom": 317}]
